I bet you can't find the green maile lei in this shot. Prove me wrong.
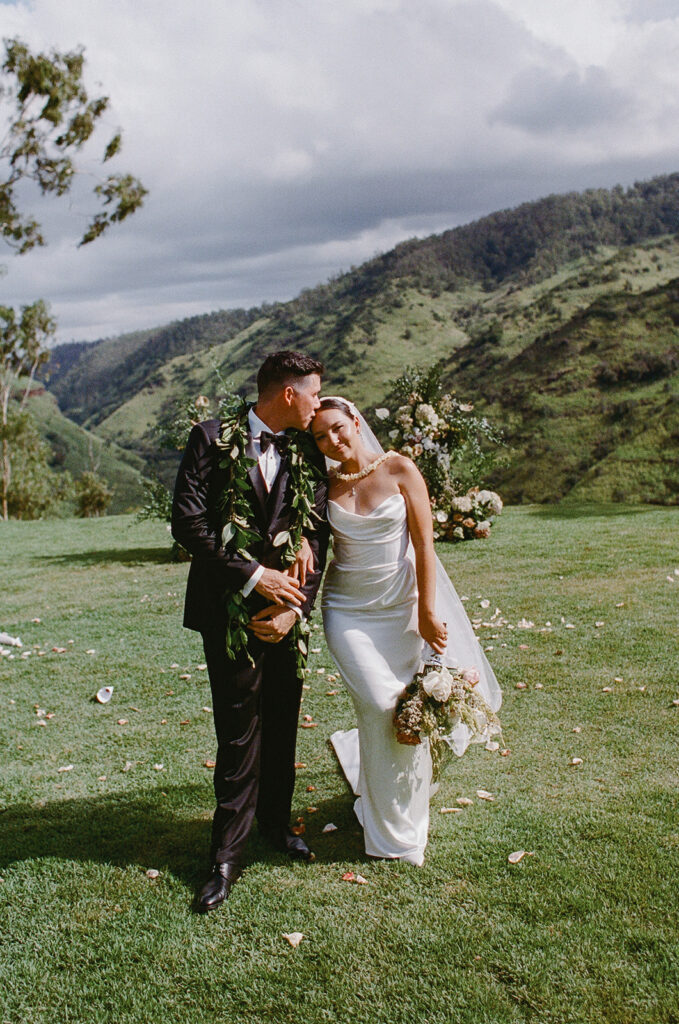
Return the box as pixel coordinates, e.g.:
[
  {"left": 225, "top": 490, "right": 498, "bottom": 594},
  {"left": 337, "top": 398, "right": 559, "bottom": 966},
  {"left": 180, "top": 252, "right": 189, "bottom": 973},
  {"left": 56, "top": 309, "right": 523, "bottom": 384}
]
[{"left": 214, "top": 397, "right": 323, "bottom": 680}]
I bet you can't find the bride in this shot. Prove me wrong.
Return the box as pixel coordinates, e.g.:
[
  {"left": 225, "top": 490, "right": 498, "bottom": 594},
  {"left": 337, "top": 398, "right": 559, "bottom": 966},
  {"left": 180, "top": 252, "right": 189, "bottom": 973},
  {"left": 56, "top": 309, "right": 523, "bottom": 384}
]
[{"left": 310, "top": 396, "right": 501, "bottom": 867}]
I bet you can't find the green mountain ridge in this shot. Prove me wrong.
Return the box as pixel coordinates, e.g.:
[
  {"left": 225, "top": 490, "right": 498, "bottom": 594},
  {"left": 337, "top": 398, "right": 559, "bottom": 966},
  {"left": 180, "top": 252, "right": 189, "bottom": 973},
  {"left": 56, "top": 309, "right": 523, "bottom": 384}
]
[{"left": 43, "top": 172, "right": 679, "bottom": 506}]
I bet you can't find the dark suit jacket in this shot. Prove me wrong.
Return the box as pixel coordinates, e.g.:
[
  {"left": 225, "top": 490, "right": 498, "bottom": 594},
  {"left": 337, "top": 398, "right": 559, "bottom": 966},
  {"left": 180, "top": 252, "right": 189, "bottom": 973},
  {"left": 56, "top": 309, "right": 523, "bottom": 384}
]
[{"left": 171, "top": 418, "right": 329, "bottom": 634}]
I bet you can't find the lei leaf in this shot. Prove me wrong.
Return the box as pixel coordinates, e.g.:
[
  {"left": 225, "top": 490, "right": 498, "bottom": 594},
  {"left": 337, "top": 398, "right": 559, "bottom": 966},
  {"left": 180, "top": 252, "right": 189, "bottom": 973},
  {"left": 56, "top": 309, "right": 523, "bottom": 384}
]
[{"left": 214, "top": 396, "right": 323, "bottom": 678}]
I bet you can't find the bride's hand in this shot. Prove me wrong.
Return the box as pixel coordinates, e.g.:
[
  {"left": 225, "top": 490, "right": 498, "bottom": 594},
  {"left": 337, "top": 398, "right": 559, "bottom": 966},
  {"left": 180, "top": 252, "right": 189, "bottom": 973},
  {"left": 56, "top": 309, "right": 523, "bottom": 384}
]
[
  {"left": 286, "top": 535, "right": 314, "bottom": 587},
  {"left": 419, "top": 612, "right": 448, "bottom": 654}
]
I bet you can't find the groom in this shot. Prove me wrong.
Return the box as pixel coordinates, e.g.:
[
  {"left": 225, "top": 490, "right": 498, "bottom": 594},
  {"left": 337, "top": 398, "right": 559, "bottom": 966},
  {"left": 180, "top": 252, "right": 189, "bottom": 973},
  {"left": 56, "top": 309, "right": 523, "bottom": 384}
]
[{"left": 171, "top": 350, "right": 328, "bottom": 911}]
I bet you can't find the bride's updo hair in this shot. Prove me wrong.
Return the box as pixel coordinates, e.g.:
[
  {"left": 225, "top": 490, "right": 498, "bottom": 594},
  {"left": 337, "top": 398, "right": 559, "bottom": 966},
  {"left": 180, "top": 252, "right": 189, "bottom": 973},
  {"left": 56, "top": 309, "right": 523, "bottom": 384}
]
[{"left": 317, "top": 397, "right": 355, "bottom": 418}]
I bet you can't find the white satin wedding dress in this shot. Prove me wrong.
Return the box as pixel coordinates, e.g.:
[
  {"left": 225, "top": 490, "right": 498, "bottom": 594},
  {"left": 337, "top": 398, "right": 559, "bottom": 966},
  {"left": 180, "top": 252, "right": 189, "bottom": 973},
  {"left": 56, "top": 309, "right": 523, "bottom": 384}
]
[{"left": 322, "top": 491, "right": 501, "bottom": 867}]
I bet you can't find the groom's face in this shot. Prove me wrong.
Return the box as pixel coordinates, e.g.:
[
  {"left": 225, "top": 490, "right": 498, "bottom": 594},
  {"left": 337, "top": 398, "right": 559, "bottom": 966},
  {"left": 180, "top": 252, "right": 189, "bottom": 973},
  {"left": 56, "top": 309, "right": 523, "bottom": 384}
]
[{"left": 287, "top": 373, "right": 322, "bottom": 430}]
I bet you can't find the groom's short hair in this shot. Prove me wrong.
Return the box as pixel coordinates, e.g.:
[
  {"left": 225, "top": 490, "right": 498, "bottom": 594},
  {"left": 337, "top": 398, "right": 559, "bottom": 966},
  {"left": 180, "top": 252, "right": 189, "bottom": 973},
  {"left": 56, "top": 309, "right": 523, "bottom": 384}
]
[{"left": 257, "top": 350, "right": 324, "bottom": 397}]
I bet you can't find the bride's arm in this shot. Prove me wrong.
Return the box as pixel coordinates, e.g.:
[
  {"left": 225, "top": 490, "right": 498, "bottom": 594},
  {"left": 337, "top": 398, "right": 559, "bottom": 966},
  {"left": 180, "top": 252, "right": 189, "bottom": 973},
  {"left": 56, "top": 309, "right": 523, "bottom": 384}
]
[{"left": 397, "top": 458, "right": 448, "bottom": 654}]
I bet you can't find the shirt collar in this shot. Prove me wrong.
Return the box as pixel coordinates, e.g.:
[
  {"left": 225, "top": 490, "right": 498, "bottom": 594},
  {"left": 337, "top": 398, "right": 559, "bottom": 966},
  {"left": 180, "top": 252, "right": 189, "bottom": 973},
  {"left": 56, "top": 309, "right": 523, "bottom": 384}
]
[{"left": 248, "top": 407, "right": 284, "bottom": 436}]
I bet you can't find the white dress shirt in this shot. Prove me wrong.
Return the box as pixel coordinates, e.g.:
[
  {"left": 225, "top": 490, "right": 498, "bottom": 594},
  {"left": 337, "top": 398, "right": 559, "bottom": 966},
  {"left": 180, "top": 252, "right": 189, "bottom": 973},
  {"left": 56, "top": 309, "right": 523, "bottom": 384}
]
[{"left": 240, "top": 409, "right": 297, "bottom": 607}]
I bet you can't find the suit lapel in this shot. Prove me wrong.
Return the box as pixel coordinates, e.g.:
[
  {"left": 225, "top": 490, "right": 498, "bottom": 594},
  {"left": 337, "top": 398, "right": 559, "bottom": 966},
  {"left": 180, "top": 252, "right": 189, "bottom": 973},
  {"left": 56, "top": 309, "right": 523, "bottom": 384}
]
[
  {"left": 245, "top": 434, "right": 268, "bottom": 522},
  {"left": 266, "top": 455, "right": 290, "bottom": 527}
]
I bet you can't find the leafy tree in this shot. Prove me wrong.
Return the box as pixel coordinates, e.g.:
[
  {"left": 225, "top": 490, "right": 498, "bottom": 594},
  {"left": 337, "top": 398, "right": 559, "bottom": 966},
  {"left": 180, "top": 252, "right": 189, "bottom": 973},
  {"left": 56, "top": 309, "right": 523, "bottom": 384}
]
[
  {"left": 3, "top": 408, "right": 73, "bottom": 519},
  {"left": 75, "top": 470, "right": 113, "bottom": 517},
  {"left": 0, "top": 299, "right": 55, "bottom": 519},
  {"left": 0, "top": 36, "right": 147, "bottom": 518},
  {"left": 1, "top": 37, "right": 147, "bottom": 253}
]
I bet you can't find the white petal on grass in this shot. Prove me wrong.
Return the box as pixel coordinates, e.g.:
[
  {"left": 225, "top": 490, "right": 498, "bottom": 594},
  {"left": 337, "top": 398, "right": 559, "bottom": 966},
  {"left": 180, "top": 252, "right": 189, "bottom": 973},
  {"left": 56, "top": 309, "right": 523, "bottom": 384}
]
[
  {"left": 322, "top": 823, "right": 338, "bottom": 833},
  {"left": 570, "top": 757, "right": 583, "bottom": 766},
  {"left": 457, "top": 797, "right": 474, "bottom": 806},
  {"left": 282, "top": 932, "right": 304, "bottom": 948},
  {"left": 476, "top": 790, "right": 495, "bottom": 801},
  {"left": 439, "top": 807, "right": 462, "bottom": 814},
  {"left": 146, "top": 869, "right": 160, "bottom": 879},
  {"left": 58, "top": 765, "right": 74, "bottom": 772}
]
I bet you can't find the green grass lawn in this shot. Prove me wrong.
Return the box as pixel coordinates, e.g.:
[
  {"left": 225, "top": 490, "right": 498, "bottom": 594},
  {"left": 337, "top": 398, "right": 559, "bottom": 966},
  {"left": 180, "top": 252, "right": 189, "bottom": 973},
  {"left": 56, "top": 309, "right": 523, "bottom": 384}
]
[{"left": 1, "top": 506, "right": 677, "bottom": 1024}]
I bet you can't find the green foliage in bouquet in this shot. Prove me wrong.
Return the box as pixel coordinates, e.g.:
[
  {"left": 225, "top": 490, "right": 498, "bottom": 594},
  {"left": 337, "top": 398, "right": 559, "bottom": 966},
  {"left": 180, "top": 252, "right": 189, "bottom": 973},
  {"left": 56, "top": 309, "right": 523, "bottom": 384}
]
[{"left": 374, "top": 365, "right": 505, "bottom": 541}]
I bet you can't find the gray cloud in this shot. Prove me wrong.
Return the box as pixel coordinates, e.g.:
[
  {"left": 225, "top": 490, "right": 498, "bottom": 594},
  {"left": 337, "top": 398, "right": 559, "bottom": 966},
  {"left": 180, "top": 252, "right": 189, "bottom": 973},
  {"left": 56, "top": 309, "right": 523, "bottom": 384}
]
[
  {"left": 2, "top": 0, "right": 679, "bottom": 342},
  {"left": 491, "top": 65, "right": 633, "bottom": 134}
]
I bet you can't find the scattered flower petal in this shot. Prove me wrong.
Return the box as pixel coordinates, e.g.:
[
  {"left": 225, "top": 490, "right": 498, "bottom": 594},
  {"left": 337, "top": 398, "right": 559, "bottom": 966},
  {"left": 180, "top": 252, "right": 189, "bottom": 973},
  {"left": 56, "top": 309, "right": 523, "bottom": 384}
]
[
  {"left": 534, "top": 683, "right": 544, "bottom": 690},
  {"left": 153, "top": 763, "right": 164, "bottom": 771},
  {"left": 204, "top": 760, "right": 216, "bottom": 768},
  {"left": 306, "top": 784, "right": 316, "bottom": 792},
  {"left": 570, "top": 757, "right": 583, "bottom": 766},
  {"left": 196, "top": 664, "right": 207, "bottom": 671},
  {"left": 146, "top": 869, "right": 160, "bottom": 879},
  {"left": 58, "top": 765, "right": 74, "bottom": 773},
  {"left": 457, "top": 797, "right": 474, "bottom": 806},
  {"left": 117, "top": 719, "right": 128, "bottom": 726},
  {"left": 480, "top": 599, "right": 490, "bottom": 609},
  {"left": 476, "top": 790, "right": 494, "bottom": 801},
  {"left": 573, "top": 727, "right": 582, "bottom": 733},
  {"left": 322, "top": 823, "right": 338, "bottom": 833},
  {"left": 202, "top": 706, "right": 212, "bottom": 713},
  {"left": 282, "top": 932, "right": 304, "bottom": 948},
  {"left": 439, "top": 807, "right": 462, "bottom": 814},
  {"left": 508, "top": 850, "right": 526, "bottom": 864},
  {"left": 515, "top": 682, "right": 527, "bottom": 690}
]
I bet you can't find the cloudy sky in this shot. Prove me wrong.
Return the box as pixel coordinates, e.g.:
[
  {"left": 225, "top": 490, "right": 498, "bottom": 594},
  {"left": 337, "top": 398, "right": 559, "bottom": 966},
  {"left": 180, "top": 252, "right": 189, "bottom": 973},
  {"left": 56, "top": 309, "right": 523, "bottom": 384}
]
[{"left": 2, "top": 0, "right": 679, "bottom": 344}]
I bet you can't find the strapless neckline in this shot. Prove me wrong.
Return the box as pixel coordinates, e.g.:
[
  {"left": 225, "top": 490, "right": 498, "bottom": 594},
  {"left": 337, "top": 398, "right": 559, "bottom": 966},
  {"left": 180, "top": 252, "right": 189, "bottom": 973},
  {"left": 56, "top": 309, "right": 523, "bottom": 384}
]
[{"left": 328, "top": 492, "right": 404, "bottom": 519}]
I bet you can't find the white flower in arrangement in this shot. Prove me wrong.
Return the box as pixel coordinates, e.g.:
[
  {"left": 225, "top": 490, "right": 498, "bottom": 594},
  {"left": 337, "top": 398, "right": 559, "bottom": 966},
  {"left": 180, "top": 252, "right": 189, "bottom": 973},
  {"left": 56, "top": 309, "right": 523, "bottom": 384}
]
[
  {"left": 375, "top": 408, "right": 390, "bottom": 420},
  {"left": 453, "top": 526, "right": 465, "bottom": 540},
  {"left": 477, "top": 490, "right": 503, "bottom": 515},
  {"left": 435, "top": 510, "right": 449, "bottom": 523},
  {"left": 421, "top": 667, "right": 454, "bottom": 702},
  {"left": 413, "top": 443, "right": 424, "bottom": 456},
  {"left": 388, "top": 429, "right": 399, "bottom": 439},
  {"left": 402, "top": 444, "right": 414, "bottom": 456},
  {"left": 457, "top": 402, "right": 474, "bottom": 412},
  {"left": 415, "top": 403, "right": 440, "bottom": 428},
  {"left": 422, "top": 437, "right": 435, "bottom": 451},
  {"left": 194, "top": 395, "right": 210, "bottom": 410},
  {"left": 451, "top": 495, "right": 474, "bottom": 513}
]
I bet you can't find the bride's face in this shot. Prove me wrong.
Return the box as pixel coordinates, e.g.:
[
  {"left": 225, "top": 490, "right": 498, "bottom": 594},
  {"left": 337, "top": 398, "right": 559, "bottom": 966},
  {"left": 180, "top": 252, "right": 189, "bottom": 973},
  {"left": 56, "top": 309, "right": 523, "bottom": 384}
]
[{"left": 311, "top": 407, "right": 360, "bottom": 460}]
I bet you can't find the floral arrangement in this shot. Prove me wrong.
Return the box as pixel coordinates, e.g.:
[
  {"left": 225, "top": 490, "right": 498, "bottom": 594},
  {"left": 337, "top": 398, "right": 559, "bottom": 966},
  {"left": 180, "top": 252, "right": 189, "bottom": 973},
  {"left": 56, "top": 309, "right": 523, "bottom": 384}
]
[
  {"left": 393, "top": 660, "right": 503, "bottom": 780},
  {"left": 433, "top": 486, "right": 503, "bottom": 542},
  {"left": 374, "top": 366, "right": 504, "bottom": 543}
]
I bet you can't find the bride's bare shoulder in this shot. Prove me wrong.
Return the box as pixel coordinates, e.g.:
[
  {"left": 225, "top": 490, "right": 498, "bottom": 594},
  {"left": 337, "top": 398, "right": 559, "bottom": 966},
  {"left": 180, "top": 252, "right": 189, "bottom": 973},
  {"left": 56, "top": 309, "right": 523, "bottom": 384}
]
[{"left": 385, "top": 452, "right": 422, "bottom": 485}]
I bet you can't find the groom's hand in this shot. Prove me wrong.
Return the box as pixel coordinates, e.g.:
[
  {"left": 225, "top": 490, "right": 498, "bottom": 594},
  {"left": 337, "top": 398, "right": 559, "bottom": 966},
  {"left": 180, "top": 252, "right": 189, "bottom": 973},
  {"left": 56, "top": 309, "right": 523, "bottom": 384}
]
[
  {"left": 248, "top": 605, "right": 297, "bottom": 642},
  {"left": 254, "top": 568, "right": 302, "bottom": 606}
]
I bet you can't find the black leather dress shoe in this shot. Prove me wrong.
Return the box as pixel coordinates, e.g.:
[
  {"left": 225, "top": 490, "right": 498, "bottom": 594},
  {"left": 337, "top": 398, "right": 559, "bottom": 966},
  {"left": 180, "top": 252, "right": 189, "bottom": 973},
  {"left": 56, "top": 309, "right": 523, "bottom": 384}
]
[
  {"left": 260, "top": 825, "right": 315, "bottom": 862},
  {"left": 197, "top": 862, "right": 242, "bottom": 912}
]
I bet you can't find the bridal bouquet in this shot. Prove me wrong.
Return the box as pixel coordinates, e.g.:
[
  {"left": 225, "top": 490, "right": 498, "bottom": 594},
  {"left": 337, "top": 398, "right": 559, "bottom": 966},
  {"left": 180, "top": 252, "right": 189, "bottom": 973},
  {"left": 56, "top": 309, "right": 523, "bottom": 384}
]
[{"left": 394, "top": 661, "right": 503, "bottom": 780}]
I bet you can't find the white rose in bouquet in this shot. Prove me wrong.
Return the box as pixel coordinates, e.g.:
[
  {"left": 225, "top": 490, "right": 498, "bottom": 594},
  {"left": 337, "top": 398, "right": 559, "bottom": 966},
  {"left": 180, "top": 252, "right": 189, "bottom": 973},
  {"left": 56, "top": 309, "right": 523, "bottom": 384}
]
[
  {"left": 421, "top": 667, "right": 454, "bottom": 702},
  {"left": 375, "top": 408, "right": 390, "bottom": 420},
  {"left": 451, "top": 495, "right": 474, "bottom": 513},
  {"left": 415, "top": 403, "right": 440, "bottom": 429}
]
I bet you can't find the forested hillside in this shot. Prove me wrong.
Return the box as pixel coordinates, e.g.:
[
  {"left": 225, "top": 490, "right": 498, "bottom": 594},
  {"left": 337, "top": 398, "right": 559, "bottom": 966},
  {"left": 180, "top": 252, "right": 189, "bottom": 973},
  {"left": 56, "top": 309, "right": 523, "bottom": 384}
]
[{"left": 44, "top": 173, "right": 679, "bottom": 505}]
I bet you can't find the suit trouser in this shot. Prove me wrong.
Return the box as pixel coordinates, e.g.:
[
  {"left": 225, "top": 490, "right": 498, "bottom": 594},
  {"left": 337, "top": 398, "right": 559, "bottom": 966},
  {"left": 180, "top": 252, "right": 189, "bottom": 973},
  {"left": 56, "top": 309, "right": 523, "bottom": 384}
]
[{"left": 201, "top": 628, "right": 303, "bottom": 864}]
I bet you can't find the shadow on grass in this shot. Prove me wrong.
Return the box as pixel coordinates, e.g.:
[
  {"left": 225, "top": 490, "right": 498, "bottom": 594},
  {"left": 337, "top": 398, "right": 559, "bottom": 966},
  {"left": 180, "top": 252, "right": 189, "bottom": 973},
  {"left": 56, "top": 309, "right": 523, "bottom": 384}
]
[
  {"left": 35, "top": 546, "right": 173, "bottom": 567},
  {"left": 528, "top": 503, "right": 653, "bottom": 520},
  {"left": 0, "top": 786, "right": 366, "bottom": 889}
]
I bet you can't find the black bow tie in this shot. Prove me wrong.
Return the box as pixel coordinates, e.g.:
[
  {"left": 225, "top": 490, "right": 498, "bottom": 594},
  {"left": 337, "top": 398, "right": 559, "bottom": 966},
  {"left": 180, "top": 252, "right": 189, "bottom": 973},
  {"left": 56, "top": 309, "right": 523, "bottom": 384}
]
[{"left": 258, "top": 430, "right": 291, "bottom": 455}]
